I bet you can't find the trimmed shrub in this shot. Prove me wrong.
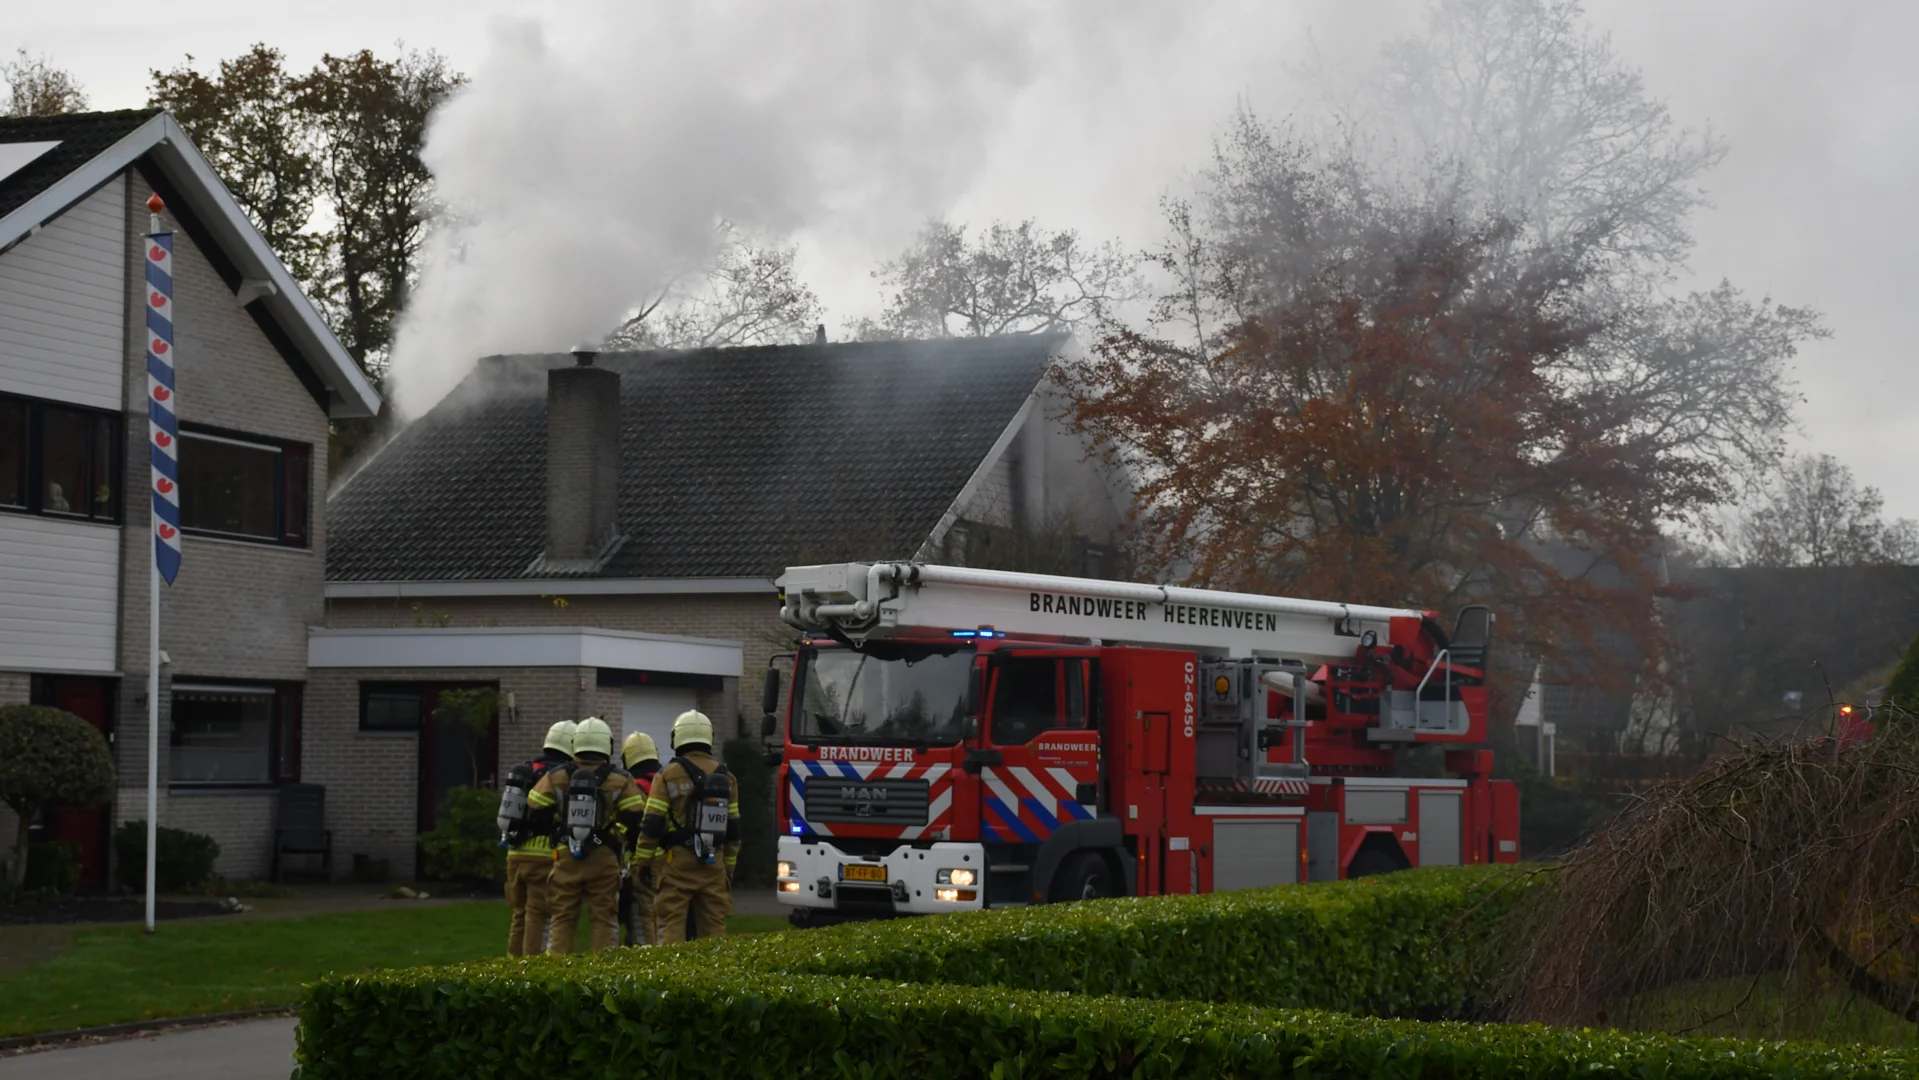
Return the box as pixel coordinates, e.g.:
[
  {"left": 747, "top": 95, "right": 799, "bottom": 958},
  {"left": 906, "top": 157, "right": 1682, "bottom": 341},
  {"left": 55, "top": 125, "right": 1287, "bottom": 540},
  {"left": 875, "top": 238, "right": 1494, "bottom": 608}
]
[
  {"left": 0, "top": 704, "right": 115, "bottom": 888},
  {"left": 296, "top": 866, "right": 1914, "bottom": 1077},
  {"left": 114, "top": 821, "right": 220, "bottom": 893},
  {"left": 417, "top": 786, "right": 505, "bottom": 884},
  {"left": 21, "top": 840, "right": 81, "bottom": 896}
]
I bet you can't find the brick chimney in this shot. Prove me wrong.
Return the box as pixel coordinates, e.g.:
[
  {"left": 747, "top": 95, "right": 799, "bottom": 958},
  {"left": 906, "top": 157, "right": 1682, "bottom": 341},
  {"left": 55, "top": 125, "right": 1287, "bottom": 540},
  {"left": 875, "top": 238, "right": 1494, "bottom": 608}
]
[{"left": 543, "top": 349, "right": 621, "bottom": 568}]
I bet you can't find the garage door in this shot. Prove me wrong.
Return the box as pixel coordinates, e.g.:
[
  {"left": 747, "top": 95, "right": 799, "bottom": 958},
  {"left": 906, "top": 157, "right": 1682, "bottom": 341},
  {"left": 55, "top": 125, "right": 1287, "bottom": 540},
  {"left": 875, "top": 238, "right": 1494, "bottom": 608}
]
[{"left": 622, "top": 686, "right": 699, "bottom": 760}]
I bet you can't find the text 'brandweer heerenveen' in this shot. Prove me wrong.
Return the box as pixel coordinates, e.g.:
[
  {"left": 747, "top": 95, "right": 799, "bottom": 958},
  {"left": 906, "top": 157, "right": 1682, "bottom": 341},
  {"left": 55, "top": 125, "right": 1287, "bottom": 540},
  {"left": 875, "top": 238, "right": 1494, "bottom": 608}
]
[{"left": 1028, "top": 591, "right": 1281, "bottom": 632}]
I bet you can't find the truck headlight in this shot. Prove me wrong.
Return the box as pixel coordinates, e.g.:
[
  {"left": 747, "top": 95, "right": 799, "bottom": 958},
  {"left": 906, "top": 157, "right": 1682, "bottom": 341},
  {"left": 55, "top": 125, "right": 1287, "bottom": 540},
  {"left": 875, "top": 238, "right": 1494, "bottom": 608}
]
[
  {"left": 936, "top": 868, "right": 976, "bottom": 886},
  {"left": 777, "top": 861, "right": 796, "bottom": 879}
]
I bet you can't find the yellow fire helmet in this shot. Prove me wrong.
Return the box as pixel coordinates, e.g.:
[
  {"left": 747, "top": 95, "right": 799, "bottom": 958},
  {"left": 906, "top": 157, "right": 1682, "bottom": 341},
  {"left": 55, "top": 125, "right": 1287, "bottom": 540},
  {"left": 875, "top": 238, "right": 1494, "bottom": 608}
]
[
  {"left": 542, "top": 720, "right": 578, "bottom": 755},
  {"left": 622, "top": 731, "right": 659, "bottom": 770},
  {"left": 670, "top": 709, "right": 714, "bottom": 750},
  {"left": 572, "top": 716, "right": 614, "bottom": 759}
]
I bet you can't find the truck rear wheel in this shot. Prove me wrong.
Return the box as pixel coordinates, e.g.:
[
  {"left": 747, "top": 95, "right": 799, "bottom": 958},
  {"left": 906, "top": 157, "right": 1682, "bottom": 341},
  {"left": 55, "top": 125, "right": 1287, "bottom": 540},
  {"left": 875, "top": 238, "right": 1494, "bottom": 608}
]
[{"left": 1050, "top": 851, "right": 1117, "bottom": 903}]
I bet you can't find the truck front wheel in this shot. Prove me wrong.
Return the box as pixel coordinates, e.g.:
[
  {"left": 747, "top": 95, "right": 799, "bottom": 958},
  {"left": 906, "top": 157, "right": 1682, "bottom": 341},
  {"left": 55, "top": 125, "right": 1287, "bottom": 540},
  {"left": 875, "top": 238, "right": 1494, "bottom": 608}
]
[{"left": 1050, "top": 851, "right": 1118, "bottom": 903}]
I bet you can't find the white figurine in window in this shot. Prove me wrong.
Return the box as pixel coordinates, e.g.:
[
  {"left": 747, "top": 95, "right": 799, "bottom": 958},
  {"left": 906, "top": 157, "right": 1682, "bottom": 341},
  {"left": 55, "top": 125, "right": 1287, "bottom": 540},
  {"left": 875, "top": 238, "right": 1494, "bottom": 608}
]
[{"left": 46, "top": 482, "right": 70, "bottom": 513}]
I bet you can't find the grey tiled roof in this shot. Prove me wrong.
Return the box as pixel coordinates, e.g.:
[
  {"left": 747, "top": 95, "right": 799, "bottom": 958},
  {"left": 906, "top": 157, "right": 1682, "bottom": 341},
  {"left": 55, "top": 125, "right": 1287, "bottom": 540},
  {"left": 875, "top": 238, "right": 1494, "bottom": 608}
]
[
  {"left": 0, "top": 109, "right": 160, "bottom": 221},
  {"left": 326, "top": 335, "right": 1065, "bottom": 581}
]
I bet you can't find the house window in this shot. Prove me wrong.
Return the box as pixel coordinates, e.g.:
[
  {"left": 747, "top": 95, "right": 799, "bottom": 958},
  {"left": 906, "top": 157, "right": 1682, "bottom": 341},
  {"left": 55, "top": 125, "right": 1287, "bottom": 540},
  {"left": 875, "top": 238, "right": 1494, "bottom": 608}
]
[
  {"left": 360, "top": 684, "right": 428, "bottom": 732},
  {"left": 0, "top": 391, "right": 121, "bottom": 521},
  {"left": 171, "top": 682, "right": 302, "bottom": 787},
  {"left": 178, "top": 428, "right": 310, "bottom": 545}
]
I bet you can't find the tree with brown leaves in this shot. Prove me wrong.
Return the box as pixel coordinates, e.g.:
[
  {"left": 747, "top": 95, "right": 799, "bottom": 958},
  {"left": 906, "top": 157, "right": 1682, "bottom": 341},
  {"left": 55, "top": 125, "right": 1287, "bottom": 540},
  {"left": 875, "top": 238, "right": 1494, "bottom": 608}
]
[{"left": 1055, "top": 120, "right": 1820, "bottom": 712}]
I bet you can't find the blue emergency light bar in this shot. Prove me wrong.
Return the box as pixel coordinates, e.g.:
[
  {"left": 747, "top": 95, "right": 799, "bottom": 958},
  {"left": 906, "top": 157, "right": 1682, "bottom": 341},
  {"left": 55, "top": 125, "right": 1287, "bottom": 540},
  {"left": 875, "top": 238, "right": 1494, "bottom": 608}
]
[{"left": 951, "top": 626, "right": 999, "bottom": 639}]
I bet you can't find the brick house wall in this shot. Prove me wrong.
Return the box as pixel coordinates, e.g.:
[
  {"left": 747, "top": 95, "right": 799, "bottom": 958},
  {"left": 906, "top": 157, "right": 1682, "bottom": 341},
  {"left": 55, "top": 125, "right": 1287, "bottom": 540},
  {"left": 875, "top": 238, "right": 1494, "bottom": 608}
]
[
  {"left": 304, "top": 663, "right": 727, "bottom": 880},
  {"left": 110, "top": 170, "right": 332, "bottom": 882}
]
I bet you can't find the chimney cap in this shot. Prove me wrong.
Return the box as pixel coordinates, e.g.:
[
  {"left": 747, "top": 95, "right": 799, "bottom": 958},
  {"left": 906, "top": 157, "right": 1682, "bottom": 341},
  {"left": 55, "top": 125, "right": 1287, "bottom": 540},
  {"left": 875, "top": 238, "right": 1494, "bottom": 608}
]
[{"left": 571, "top": 347, "right": 598, "bottom": 366}]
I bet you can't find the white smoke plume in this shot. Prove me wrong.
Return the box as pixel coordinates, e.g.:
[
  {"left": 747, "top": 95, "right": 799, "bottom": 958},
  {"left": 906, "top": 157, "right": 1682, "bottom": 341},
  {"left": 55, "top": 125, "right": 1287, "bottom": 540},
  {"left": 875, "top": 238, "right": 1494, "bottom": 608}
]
[{"left": 389, "top": 0, "right": 1040, "bottom": 417}]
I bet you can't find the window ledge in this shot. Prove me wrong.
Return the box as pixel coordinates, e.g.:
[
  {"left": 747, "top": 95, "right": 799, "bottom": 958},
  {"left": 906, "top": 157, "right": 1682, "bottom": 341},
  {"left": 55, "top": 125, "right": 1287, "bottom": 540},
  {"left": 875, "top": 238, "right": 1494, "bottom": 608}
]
[
  {"left": 0, "top": 506, "right": 122, "bottom": 529},
  {"left": 355, "top": 730, "right": 419, "bottom": 739},
  {"left": 182, "top": 531, "right": 312, "bottom": 553},
  {"left": 167, "top": 785, "right": 280, "bottom": 795}
]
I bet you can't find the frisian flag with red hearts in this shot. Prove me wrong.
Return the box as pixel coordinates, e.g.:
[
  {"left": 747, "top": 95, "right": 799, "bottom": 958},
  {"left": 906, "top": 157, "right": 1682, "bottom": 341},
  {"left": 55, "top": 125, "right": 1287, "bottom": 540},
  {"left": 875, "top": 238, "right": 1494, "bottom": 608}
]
[{"left": 146, "top": 231, "right": 181, "bottom": 584}]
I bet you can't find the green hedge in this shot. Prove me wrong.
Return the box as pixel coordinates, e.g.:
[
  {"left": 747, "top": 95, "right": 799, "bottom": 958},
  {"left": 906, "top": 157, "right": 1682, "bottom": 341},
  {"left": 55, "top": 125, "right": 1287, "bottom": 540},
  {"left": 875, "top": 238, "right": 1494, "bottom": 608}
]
[
  {"left": 296, "top": 867, "right": 1913, "bottom": 1078},
  {"left": 750, "top": 865, "right": 1527, "bottom": 1018}
]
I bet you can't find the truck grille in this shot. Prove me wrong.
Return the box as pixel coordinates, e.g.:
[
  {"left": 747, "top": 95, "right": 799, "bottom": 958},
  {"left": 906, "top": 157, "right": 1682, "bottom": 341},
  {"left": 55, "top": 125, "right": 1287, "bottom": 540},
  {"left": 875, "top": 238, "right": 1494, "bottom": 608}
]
[{"left": 802, "top": 776, "right": 930, "bottom": 826}]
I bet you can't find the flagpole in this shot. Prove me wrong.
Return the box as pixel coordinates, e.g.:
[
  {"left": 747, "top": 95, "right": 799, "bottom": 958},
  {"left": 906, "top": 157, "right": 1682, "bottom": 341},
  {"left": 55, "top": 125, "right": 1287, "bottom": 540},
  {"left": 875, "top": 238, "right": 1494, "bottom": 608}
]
[
  {"left": 146, "top": 555, "right": 158, "bottom": 934},
  {"left": 143, "top": 192, "right": 179, "bottom": 935}
]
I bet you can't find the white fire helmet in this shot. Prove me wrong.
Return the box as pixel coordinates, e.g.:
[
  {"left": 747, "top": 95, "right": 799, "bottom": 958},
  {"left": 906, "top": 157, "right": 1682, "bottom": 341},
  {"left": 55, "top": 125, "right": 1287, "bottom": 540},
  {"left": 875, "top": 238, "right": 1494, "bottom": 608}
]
[
  {"left": 572, "top": 716, "right": 614, "bottom": 759},
  {"left": 670, "top": 710, "right": 714, "bottom": 750}
]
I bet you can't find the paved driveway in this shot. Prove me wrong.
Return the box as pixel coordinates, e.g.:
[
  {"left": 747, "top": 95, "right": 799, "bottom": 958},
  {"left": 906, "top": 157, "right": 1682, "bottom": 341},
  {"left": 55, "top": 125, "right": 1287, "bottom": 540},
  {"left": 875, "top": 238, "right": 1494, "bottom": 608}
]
[{"left": 0, "top": 1018, "right": 296, "bottom": 1080}]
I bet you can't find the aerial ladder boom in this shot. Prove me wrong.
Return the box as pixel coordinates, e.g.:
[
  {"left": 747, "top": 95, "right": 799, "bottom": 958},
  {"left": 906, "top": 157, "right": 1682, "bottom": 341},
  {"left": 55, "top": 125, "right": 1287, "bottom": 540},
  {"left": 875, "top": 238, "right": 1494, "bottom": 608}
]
[{"left": 778, "top": 562, "right": 1425, "bottom": 664}]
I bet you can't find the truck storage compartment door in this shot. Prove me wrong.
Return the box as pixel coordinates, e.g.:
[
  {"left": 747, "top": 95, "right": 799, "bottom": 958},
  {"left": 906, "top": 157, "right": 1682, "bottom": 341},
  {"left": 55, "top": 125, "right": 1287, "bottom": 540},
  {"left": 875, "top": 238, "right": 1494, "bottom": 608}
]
[
  {"left": 1417, "top": 790, "right": 1462, "bottom": 867},
  {"left": 1211, "top": 819, "right": 1300, "bottom": 890}
]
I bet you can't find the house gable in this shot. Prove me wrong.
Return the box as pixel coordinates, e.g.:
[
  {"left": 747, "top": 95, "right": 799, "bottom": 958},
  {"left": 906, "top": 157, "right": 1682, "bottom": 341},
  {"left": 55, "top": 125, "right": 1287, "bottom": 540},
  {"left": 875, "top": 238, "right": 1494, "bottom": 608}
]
[{"left": 0, "top": 109, "right": 379, "bottom": 419}]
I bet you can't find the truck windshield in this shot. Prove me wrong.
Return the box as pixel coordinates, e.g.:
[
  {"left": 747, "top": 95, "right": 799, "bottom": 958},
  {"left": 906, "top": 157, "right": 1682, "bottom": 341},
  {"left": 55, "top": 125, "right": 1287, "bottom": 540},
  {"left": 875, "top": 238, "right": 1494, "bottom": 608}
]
[{"left": 792, "top": 644, "right": 973, "bottom": 746}]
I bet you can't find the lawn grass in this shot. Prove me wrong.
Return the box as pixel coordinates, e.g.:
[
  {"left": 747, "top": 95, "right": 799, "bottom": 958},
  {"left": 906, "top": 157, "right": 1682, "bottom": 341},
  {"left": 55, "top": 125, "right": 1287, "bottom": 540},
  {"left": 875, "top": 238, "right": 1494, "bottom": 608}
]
[
  {"left": 0, "top": 903, "right": 787, "bottom": 1037},
  {"left": 1624, "top": 972, "right": 1917, "bottom": 1048}
]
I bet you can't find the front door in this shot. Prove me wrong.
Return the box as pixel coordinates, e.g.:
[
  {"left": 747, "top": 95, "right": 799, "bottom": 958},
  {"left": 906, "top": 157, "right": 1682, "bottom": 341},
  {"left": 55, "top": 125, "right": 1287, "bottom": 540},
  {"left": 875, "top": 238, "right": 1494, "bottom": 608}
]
[
  {"left": 416, "top": 683, "right": 499, "bottom": 837},
  {"left": 35, "top": 676, "right": 115, "bottom": 890}
]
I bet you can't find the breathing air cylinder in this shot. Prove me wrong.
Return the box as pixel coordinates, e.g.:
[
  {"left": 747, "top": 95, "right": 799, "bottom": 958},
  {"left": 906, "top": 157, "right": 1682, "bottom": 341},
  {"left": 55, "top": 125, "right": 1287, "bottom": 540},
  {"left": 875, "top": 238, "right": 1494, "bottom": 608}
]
[
  {"left": 691, "top": 771, "right": 731, "bottom": 865},
  {"left": 496, "top": 763, "right": 535, "bottom": 846},
  {"left": 564, "top": 768, "right": 601, "bottom": 858}
]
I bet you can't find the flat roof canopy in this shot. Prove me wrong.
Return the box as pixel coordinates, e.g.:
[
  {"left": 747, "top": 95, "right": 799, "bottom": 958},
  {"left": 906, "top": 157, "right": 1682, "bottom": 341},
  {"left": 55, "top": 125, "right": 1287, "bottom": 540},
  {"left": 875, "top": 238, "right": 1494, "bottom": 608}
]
[{"left": 307, "top": 626, "right": 742, "bottom": 678}]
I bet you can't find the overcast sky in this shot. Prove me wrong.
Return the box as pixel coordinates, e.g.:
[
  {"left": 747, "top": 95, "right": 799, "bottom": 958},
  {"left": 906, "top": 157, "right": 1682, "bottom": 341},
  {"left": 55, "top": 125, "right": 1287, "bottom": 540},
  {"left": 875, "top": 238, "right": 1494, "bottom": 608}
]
[{"left": 13, "top": 0, "right": 1919, "bottom": 517}]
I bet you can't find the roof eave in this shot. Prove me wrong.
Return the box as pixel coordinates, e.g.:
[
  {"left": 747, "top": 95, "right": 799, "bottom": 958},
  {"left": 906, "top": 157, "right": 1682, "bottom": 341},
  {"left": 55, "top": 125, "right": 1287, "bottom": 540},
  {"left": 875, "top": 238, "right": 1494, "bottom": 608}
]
[{"left": 0, "top": 112, "right": 383, "bottom": 420}]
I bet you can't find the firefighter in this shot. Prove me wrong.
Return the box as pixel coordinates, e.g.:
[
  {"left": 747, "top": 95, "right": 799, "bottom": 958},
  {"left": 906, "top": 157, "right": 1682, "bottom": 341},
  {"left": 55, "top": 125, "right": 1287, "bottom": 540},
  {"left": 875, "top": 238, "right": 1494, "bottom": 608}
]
[
  {"left": 635, "top": 710, "right": 740, "bottom": 943},
  {"left": 526, "top": 716, "right": 647, "bottom": 952},
  {"left": 502, "top": 719, "right": 575, "bottom": 957},
  {"left": 618, "top": 731, "right": 663, "bottom": 945}
]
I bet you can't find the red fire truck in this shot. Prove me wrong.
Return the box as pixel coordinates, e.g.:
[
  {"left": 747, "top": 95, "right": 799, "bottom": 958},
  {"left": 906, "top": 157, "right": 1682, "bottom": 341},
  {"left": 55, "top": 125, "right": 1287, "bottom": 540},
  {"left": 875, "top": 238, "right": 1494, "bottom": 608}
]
[{"left": 763, "top": 562, "right": 1517, "bottom": 922}]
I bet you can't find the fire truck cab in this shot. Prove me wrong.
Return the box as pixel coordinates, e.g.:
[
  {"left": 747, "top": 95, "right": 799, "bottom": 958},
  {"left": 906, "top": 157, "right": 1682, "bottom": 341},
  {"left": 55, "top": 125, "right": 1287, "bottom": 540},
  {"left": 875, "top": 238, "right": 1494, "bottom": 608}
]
[{"left": 767, "top": 562, "right": 1518, "bottom": 920}]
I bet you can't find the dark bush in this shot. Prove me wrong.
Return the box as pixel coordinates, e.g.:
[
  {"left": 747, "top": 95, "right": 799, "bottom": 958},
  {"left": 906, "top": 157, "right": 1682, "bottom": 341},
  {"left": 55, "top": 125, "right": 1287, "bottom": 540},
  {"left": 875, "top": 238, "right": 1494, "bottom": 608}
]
[
  {"left": 721, "top": 737, "right": 775, "bottom": 888},
  {"left": 21, "top": 840, "right": 81, "bottom": 896},
  {"left": 115, "top": 821, "right": 220, "bottom": 893},
  {"left": 416, "top": 786, "right": 504, "bottom": 884}
]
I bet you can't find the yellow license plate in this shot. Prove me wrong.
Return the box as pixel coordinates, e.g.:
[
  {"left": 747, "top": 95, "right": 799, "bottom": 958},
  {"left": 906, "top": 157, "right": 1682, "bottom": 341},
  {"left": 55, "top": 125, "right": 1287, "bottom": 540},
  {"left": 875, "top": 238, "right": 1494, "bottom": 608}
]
[{"left": 840, "top": 863, "right": 887, "bottom": 883}]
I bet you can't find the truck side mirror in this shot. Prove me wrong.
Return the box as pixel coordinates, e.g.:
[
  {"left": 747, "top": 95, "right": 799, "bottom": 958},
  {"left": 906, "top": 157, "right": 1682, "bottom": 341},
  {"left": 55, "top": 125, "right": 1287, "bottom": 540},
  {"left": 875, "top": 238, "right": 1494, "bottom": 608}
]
[
  {"left": 761, "top": 668, "right": 782, "bottom": 716},
  {"left": 962, "top": 716, "right": 980, "bottom": 741},
  {"left": 761, "top": 712, "right": 777, "bottom": 738}
]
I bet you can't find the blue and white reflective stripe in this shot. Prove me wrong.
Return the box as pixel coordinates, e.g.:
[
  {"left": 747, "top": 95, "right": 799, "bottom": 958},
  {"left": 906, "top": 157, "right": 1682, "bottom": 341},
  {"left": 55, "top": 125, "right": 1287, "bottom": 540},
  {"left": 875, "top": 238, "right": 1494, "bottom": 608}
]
[{"left": 146, "top": 232, "right": 180, "bottom": 584}]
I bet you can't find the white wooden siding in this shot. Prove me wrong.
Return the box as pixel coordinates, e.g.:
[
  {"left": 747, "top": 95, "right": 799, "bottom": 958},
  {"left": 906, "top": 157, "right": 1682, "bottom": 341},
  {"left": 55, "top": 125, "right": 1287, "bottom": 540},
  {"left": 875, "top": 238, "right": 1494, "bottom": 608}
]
[
  {"left": 0, "top": 174, "right": 127, "bottom": 410},
  {"left": 0, "top": 512, "right": 120, "bottom": 672}
]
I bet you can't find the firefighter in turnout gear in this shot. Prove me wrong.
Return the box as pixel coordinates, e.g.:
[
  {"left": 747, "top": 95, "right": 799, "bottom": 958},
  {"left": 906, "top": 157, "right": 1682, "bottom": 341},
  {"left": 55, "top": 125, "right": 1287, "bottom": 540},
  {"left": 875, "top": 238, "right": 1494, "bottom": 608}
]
[
  {"left": 635, "top": 710, "right": 740, "bottom": 943},
  {"left": 526, "top": 717, "right": 647, "bottom": 952},
  {"left": 502, "top": 720, "right": 575, "bottom": 957},
  {"left": 618, "top": 731, "right": 662, "bottom": 945}
]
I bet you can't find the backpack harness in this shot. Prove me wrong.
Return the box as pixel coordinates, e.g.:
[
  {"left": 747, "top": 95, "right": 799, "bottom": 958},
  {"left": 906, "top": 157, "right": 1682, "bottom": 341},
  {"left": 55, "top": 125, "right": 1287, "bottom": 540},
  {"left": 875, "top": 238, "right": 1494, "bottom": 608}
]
[
  {"left": 665, "top": 756, "right": 732, "bottom": 865},
  {"left": 561, "top": 761, "right": 631, "bottom": 859}
]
